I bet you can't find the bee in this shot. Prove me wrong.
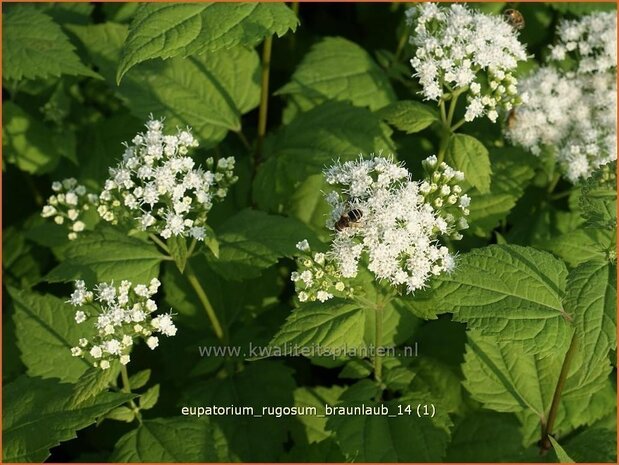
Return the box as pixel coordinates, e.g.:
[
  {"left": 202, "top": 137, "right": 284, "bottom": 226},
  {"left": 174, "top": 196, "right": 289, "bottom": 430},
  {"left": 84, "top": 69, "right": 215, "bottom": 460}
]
[
  {"left": 503, "top": 9, "right": 525, "bottom": 30},
  {"left": 335, "top": 208, "right": 363, "bottom": 232},
  {"left": 507, "top": 108, "right": 517, "bottom": 129}
]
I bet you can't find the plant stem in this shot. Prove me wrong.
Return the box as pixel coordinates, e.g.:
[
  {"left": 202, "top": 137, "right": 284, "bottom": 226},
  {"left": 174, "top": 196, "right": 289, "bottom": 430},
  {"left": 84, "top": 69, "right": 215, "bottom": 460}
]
[
  {"left": 540, "top": 333, "right": 578, "bottom": 454},
  {"left": 187, "top": 238, "right": 197, "bottom": 258},
  {"left": 394, "top": 26, "right": 408, "bottom": 62},
  {"left": 373, "top": 304, "right": 384, "bottom": 401},
  {"left": 184, "top": 262, "right": 225, "bottom": 341},
  {"left": 149, "top": 234, "right": 170, "bottom": 254},
  {"left": 450, "top": 118, "right": 466, "bottom": 132},
  {"left": 446, "top": 92, "right": 461, "bottom": 127},
  {"left": 255, "top": 35, "right": 273, "bottom": 160},
  {"left": 236, "top": 131, "right": 252, "bottom": 152},
  {"left": 120, "top": 365, "right": 142, "bottom": 424},
  {"left": 439, "top": 99, "right": 447, "bottom": 124},
  {"left": 120, "top": 365, "right": 131, "bottom": 393},
  {"left": 547, "top": 172, "right": 561, "bottom": 194}
]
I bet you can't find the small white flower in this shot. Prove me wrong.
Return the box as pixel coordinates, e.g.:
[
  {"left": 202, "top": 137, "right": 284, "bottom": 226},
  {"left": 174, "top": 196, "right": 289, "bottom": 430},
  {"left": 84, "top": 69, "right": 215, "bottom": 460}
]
[
  {"left": 90, "top": 346, "right": 103, "bottom": 359},
  {"left": 296, "top": 240, "right": 310, "bottom": 252},
  {"left": 98, "top": 117, "right": 237, "bottom": 240},
  {"left": 147, "top": 336, "right": 159, "bottom": 349},
  {"left": 41, "top": 179, "right": 97, "bottom": 239},
  {"left": 408, "top": 3, "right": 528, "bottom": 122},
  {"left": 67, "top": 279, "right": 176, "bottom": 369}
]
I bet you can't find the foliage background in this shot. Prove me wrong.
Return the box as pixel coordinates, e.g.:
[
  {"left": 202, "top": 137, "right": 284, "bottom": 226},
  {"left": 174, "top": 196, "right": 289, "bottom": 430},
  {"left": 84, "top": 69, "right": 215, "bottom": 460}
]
[{"left": 2, "top": 2, "right": 617, "bottom": 463}]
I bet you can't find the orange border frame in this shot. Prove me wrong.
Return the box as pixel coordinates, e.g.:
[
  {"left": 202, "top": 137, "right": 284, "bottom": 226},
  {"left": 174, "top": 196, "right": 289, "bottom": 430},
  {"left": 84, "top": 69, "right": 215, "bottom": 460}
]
[{"left": 0, "top": 1, "right": 617, "bottom": 464}]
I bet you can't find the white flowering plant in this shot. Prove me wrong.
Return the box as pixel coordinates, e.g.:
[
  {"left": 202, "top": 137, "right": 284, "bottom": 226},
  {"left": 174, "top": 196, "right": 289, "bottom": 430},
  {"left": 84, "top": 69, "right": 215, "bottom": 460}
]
[
  {"left": 3, "top": 2, "right": 617, "bottom": 464},
  {"left": 506, "top": 11, "right": 617, "bottom": 183}
]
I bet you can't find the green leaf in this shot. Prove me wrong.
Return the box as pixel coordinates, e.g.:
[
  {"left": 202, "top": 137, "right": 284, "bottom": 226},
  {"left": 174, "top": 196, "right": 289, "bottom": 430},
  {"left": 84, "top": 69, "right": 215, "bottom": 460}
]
[
  {"left": 412, "top": 245, "right": 571, "bottom": 355},
  {"left": 9, "top": 287, "right": 92, "bottom": 383},
  {"left": 579, "top": 161, "right": 616, "bottom": 230},
  {"left": 564, "top": 427, "right": 617, "bottom": 463},
  {"left": 466, "top": 147, "right": 536, "bottom": 236},
  {"left": 3, "top": 4, "right": 98, "bottom": 81},
  {"left": 46, "top": 227, "right": 165, "bottom": 284},
  {"left": 111, "top": 417, "right": 232, "bottom": 462},
  {"left": 376, "top": 100, "right": 438, "bottom": 134},
  {"left": 326, "top": 385, "right": 452, "bottom": 462},
  {"left": 566, "top": 261, "right": 616, "bottom": 385},
  {"left": 291, "top": 385, "right": 346, "bottom": 444},
  {"left": 270, "top": 299, "right": 366, "bottom": 353},
  {"left": 72, "top": 364, "right": 121, "bottom": 405},
  {"left": 277, "top": 37, "right": 395, "bottom": 112},
  {"left": 139, "top": 384, "right": 160, "bottom": 410},
  {"left": 253, "top": 101, "right": 395, "bottom": 215},
  {"left": 207, "top": 209, "right": 318, "bottom": 280},
  {"left": 181, "top": 361, "right": 295, "bottom": 461},
  {"left": 446, "top": 134, "right": 491, "bottom": 194},
  {"left": 445, "top": 412, "right": 524, "bottom": 462},
  {"left": 542, "top": 228, "right": 615, "bottom": 268},
  {"left": 549, "top": 436, "right": 575, "bottom": 463},
  {"left": 128, "top": 369, "right": 151, "bottom": 390},
  {"left": 3, "top": 375, "right": 133, "bottom": 462},
  {"left": 105, "top": 406, "right": 136, "bottom": 423},
  {"left": 167, "top": 236, "right": 188, "bottom": 273},
  {"left": 3, "top": 102, "right": 63, "bottom": 174},
  {"left": 70, "top": 22, "right": 261, "bottom": 148},
  {"left": 117, "top": 3, "right": 298, "bottom": 82},
  {"left": 462, "top": 331, "right": 611, "bottom": 446}
]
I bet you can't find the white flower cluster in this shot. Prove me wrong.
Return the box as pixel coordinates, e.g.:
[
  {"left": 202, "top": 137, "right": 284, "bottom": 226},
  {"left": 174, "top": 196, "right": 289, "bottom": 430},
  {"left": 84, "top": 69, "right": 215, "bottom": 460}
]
[
  {"left": 98, "top": 118, "right": 237, "bottom": 241},
  {"left": 407, "top": 3, "right": 528, "bottom": 122},
  {"left": 68, "top": 278, "right": 176, "bottom": 369},
  {"left": 549, "top": 12, "right": 617, "bottom": 74},
  {"left": 291, "top": 240, "right": 353, "bottom": 303},
  {"left": 506, "top": 12, "right": 617, "bottom": 183},
  {"left": 41, "top": 178, "right": 98, "bottom": 240},
  {"left": 293, "top": 156, "right": 469, "bottom": 300}
]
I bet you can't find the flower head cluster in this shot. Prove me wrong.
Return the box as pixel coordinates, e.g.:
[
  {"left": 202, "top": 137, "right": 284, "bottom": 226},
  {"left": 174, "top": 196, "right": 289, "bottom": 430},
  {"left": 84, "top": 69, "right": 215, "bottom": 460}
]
[
  {"left": 68, "top": 278, "right": 176, "bottom": 369},
  {"left": 41, "top": 178, "right": 98, "bottom": 240},
  {"left": 291, "top": 240, "right": 354, "bottom": 303},
  {"left": 98, "top": 118, "right": 237, "bottom": 241},
  {"left": 407, "top": 3, "right": 528, "bottom": 122},
  {"left": 549, "top": 11, "right": 617, "bottom": 74},
  {"left": 293, "top": 156, "right": 469, "bottom": 301},
  {"left": 506, "top": 12, "right": 616, "bottom": 183}
]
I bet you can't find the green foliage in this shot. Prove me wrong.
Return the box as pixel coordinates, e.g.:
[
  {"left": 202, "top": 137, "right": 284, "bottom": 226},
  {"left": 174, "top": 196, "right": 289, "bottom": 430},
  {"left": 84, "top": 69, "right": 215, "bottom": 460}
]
[
  {"left": 3, "top": 375, "right": 133, "bottom": 462},
  {"left": 207, "top": 209, "right": 318, "bottom": 280},
  {"left": 462, "top": 330, "right": 612, "bottom": 446},
  {"left": 270, "top": 299, "right": 367, "bottom": 353},
  {"left": 446, "top": 133, "right": 492, "bottom": 194},
  {"left": 3, "top": 4, "right": 98, "bottom": 82},
  {"left": 548, "top": 436, "right": 575, "bottom": 463},
  {"left": 117, "top": 3, "right": 298, "bottom": 82},
  {"left": 71, "top": 22, "right": 262, "bottom": 148},
  {"left": 326, "top": 382, "right": 452, "bottom": 462},
  {"left": 377, "top": 100, "right": 439, "bottom": 134},
  {"left": 277, "top": 36, "right": 396, "bottom": 112},
  {"left": 413, "top": 245, "right": 571, "bottom": 355},
  {"left": 579, "top": 161, "right": 617, "bottom": 230},
  {"left": 111, "top": 417, "right": 232, "bottom": 462},
  {"left": 3, "top": 3, "right": 616, "bottom": 463},
  {"left": 3, "top": 102, "right": 71, "bottom": 174},
  {"left": 46, "top": 226, "right": 165, "bottom": 284},
  {"left": 9, "top": 287, "right": 93, "bottom": 383},
  {"left": 253, "top": 101, "right": 394, "bottom": 218}
]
